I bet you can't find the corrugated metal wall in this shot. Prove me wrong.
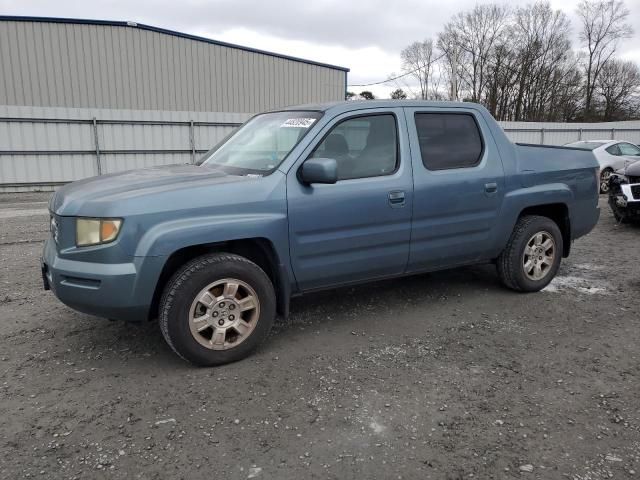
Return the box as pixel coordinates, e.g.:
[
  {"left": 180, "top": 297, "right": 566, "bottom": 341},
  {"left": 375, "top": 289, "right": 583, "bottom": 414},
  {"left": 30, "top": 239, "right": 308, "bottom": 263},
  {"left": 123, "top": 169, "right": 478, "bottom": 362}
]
[
  {"left": 0, "top": 105, "right": 248, "bottom": 191},
  {"left": 0, "top": 17, "right": 348, "bottom": 191},
  {"left": 2, "top": 106, "right": 639, "bottom": 192},
  {"left": 1, "top": 17, "right": 638, "bottom": 192},
  {"left": 499, "top": 120, "right": 640, "bottom": 146},
  {"left": 0, "top": 18, "right": 347, "bottom": 112}
]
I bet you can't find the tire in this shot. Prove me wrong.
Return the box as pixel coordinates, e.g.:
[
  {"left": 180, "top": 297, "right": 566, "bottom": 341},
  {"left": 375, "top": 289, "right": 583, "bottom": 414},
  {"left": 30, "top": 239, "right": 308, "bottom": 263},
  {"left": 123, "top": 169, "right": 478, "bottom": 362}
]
[
  {"left": 497, "top": 215, "right": 563, "bottom": 292},
  {"left": 609, "top": 196, "right": 629, "bottom": 224},
  {"left": 600, "top": 168, "right": 613, "bottom": 194},
  {"left": 612, "top": 210, "right": 628, "bottom": 224},
  {"left": 159, "top": 253, "right": 276, "bottom": 366}
]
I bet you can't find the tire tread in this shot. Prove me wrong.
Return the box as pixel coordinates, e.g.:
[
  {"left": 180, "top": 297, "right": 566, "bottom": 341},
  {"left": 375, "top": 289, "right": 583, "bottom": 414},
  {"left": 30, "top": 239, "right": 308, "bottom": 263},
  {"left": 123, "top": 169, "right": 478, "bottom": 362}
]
[
  {"left": 497, "top": 215, "right": 561, "bottom": 292},
  {"left": 158, "top": 253, "right": 274, "bottom": 365}
]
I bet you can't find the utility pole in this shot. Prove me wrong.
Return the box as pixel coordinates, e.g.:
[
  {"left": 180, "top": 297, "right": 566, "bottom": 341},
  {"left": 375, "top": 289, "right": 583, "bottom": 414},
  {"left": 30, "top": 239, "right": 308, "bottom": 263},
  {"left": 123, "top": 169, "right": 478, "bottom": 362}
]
[{"left": 450, "top": 42, "right": 458, "bottom": 101}]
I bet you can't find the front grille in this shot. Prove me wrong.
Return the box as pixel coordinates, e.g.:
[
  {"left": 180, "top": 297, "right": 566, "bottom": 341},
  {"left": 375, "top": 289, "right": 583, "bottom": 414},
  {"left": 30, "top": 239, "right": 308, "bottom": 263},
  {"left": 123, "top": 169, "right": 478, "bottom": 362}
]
[
  {"left": 628, "top": 176, "right": 640, "bottom": 184},
  {"left": 631, "top": 185, "right": 640, "bottom": 199}
]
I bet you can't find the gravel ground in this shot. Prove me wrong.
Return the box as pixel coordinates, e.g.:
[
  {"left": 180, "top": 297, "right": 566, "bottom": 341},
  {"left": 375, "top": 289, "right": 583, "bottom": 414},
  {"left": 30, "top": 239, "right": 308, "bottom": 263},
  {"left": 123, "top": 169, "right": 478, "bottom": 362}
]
[{"left": 0, "top": 192, "right": 638, "bottom": 480}]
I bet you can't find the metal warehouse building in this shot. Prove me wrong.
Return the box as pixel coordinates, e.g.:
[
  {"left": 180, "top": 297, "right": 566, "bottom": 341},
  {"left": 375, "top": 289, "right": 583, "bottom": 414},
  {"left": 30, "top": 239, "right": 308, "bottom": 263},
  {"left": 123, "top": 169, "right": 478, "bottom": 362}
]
[{"left": 0, "top": 16, "right": 349, "bottom": 191}]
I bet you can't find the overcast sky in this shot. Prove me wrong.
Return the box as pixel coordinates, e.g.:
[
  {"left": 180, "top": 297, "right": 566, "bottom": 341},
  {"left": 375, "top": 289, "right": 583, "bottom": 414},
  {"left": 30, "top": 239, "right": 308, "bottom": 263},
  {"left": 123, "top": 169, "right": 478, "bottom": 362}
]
[{"left": 2, "top": 0, "right": 640, "bottom": 98}]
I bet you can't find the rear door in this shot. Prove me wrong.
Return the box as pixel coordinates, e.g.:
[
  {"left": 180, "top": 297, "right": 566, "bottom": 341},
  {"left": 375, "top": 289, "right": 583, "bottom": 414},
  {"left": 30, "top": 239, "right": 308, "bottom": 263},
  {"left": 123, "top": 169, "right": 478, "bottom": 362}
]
[
  {"left": 286, "top": 108, "right": 413, "bottom": 291},
  {"left": 404, "top": 107, "right": 506, "bottom": 271}
]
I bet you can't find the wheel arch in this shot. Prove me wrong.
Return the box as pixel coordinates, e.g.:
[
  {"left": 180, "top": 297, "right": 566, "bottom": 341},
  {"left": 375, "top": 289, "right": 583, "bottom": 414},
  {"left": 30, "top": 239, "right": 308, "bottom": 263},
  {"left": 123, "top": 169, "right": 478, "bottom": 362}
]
[
  {"left": 517, "top": 203, "right": 571, "bottom": 257},
  {"left": 148, "top": 238, "right": 290, "bottom": 321}
]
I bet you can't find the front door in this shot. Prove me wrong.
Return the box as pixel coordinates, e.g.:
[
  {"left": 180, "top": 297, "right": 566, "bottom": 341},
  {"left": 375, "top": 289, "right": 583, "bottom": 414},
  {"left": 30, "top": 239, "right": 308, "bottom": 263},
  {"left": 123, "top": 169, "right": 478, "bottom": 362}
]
[{"left": 286, "top": 109, "right": 413, "bottom": 291}]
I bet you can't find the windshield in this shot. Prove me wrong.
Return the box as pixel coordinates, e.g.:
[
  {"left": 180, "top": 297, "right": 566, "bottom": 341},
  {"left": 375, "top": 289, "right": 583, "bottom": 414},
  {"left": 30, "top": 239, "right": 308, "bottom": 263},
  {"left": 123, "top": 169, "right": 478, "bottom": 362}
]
[
  {"left": 200, "top": 111, "right": 322, "bottom": 174},
  {"left": 565, "top": 141, "right": 606, "bottom": 151}
]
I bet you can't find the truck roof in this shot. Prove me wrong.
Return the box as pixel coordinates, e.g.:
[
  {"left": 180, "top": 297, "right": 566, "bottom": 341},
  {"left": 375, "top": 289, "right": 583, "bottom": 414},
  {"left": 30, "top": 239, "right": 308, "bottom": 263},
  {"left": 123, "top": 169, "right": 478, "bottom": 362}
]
[{"left": 279, "top": 100, "right": 488, "bottom": 114}]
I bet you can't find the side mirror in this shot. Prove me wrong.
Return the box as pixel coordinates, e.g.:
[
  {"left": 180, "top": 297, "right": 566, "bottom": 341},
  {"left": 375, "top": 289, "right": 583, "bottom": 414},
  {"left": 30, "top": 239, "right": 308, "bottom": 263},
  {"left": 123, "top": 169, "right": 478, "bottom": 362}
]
[{"left": 300, "top": 158, "right": 338, "bottom": 185}]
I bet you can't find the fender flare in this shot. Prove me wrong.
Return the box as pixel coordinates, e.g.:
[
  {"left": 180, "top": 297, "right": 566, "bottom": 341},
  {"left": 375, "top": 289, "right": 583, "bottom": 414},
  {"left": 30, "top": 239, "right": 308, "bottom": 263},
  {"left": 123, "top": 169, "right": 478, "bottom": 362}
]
[
  {"left": 493, "top": 183, "right": 573, "bottom": 256},
  {"left": 134, "top": 213, "right": 294, "bottom": 319},
  {"left": 134, "top": 213, "right": 289, "bottom": 258}
]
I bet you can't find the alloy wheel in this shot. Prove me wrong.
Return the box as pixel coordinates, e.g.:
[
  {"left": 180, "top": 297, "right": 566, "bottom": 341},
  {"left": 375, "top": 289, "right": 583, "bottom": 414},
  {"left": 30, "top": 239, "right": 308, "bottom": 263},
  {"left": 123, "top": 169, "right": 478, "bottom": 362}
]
[
  {"left": 522, "top": 231, "right": 556, "bottom": 281},
  {"left": 600, "top": 170, "right": 612, "bottom": 193},
  {"left": 188, "top": 278, "right": 260, "bottom": 350}
]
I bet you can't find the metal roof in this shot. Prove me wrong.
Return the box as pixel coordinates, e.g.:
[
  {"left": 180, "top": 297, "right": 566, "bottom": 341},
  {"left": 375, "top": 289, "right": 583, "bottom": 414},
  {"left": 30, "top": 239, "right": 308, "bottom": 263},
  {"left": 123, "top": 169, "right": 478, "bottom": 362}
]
[{"left": 0, "top": 15, "right": 350, "bottom": 72}]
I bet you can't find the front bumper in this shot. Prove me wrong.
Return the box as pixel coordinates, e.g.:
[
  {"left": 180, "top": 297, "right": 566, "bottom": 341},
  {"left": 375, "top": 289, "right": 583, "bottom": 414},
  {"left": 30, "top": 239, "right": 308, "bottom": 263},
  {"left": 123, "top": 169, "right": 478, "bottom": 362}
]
[
  {"left": 609, "top": 183, "right": 640, "bottom": 220},
  {"left": 42, "top": 238, "right": 166, "bottom": 321},
  {"left": 621, "top": 183, "right": 640, "bottom": 202},
  {"left": 612, "top": 199, "right": 640, "bottom": 218}
]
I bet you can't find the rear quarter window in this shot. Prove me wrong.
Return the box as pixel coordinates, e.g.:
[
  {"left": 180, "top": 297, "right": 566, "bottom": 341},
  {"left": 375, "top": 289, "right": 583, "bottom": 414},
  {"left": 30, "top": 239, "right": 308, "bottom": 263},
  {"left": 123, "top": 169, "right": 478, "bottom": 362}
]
[
  {"left": 414, "top": 113, "right": 483, "bottom": 170},
  {"left": 606, "top": 144, "right": 621, "bottom": 156}
]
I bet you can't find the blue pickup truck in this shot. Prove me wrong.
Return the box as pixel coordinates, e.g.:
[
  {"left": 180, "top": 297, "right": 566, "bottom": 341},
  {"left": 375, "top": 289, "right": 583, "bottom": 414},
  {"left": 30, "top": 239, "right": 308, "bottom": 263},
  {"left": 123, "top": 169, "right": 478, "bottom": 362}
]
[{"left": 42, "top": 101, "right": 600, "bottom": 366}]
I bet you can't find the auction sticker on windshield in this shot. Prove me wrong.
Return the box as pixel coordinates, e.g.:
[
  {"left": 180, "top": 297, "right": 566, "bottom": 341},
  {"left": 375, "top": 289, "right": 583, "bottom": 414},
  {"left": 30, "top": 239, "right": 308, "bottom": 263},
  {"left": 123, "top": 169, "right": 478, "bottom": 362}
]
[{"left": 281, "top": 118, "right": 316, "bottom": 128}]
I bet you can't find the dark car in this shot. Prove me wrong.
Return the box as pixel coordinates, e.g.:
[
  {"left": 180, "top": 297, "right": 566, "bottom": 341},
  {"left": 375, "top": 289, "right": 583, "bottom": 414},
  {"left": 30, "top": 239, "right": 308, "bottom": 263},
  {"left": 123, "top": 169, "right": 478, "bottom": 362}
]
[{"left": 608, "top": 160, "right": 640, "bottom": 223}]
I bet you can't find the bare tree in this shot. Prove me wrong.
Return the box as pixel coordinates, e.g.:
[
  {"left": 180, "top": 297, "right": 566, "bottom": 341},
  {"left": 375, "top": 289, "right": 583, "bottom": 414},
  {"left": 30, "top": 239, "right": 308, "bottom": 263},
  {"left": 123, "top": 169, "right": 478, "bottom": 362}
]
[
  {"left": 577, "top": 0, "right": 633, "bottom": 118},
  {"left": 396, "top": 0, "right": 639, "bottom": 121},
  {"left": 484, "top": 40, "right": 519, "bottom": 118},
  {"left": 441, "top": 4, "right": 509, "bottom": 103},
  {"left": 400, "top": 40, "right": 436, "bottom": 100},
  {"left": 436, "top": 30, "right": 462, "bottom": 101},
  {"left": 550, "top": 62, "right": 584, "bottom": 121},
  {"left": 510, "top": 2, "right": 574, "bottom": 120},
  {"left": 596, "top": 59, "right": 640, "bottom": 120}
]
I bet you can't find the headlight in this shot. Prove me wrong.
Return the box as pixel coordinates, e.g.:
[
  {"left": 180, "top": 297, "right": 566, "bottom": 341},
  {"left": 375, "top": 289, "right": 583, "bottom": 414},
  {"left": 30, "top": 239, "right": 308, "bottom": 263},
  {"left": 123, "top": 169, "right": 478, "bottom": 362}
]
[
  {"left": 76, "top": 218, "right": 122, "bottom": 247},
  {"left": 50, "top": 216, "right": 59, "bottom": 244}
]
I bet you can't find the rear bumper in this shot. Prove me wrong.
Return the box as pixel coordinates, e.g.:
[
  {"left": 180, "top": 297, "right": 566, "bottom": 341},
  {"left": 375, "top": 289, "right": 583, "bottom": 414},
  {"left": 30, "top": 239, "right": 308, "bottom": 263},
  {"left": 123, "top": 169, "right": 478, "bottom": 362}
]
[{"left": 42, "top": 239, "right": 166, "bottom": 321}]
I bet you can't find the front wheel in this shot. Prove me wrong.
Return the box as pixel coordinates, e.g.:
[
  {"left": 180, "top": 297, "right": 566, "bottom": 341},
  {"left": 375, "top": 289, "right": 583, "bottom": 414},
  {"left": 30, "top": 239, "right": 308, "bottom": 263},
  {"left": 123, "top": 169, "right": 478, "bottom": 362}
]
[
  {"left": 159, "top": 253, "right": 276, "bottom": 366},
  {"left": 497, "top": 215, "right": 563, "bottom": 292}
]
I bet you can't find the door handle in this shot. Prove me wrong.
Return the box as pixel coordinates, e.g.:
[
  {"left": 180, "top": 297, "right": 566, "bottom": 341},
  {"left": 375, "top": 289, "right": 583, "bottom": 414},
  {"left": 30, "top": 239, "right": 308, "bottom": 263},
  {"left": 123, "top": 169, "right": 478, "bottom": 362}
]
[
  {"left": 388, "top": 190, "right": 405, "bottom": 207},
  {"left": 484, "top": 182, "right": 498, "bottom": 194}
]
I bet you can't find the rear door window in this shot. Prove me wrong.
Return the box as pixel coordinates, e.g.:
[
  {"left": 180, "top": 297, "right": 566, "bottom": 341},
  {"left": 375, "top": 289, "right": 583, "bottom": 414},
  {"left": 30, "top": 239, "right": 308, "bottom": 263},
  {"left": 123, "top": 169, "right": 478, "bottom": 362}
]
[{"left": 414, "top": 113, "right": 483, "bottom": 170}]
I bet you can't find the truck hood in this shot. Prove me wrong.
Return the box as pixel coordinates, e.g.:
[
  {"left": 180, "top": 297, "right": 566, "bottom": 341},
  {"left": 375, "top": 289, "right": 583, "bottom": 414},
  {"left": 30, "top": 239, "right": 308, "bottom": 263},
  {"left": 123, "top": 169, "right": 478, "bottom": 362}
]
[{"left": 50, "top": 164, "right": 250, "bottom": 216}]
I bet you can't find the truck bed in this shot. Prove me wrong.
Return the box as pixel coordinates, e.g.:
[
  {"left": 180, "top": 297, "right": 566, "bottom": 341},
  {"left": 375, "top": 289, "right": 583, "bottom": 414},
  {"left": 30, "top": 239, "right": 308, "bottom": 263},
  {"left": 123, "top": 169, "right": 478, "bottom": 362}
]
[{"left": 514, "top": 142, "right": 599, "bottom": 174}]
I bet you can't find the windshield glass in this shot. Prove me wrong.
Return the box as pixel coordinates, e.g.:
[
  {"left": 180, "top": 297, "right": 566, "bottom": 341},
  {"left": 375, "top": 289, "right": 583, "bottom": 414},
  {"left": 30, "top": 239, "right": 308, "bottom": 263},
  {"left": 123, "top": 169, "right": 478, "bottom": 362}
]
[
  {"left": 200, "top": 111, "right": 322, "bottom": 174},
  {"left": 565, "top": 141, "right": 606, "bottom": 151}
]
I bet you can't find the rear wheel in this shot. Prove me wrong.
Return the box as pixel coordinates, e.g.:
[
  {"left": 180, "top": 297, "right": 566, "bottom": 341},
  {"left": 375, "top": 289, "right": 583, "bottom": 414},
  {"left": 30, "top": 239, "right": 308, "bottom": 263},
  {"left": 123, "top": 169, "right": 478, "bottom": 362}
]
[
  {"left": 159, "top": 253, "right": 276, "bottom": 366},
  {"left": 497, "top": 215, "right": 563, "bottom": 292}
]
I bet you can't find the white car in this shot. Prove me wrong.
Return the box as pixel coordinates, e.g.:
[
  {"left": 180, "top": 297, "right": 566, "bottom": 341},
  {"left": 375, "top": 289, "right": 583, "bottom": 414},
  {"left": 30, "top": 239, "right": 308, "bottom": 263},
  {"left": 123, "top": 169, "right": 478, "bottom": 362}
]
[{"left": 565, "top": 140, "right": 640, "bottom": 193}]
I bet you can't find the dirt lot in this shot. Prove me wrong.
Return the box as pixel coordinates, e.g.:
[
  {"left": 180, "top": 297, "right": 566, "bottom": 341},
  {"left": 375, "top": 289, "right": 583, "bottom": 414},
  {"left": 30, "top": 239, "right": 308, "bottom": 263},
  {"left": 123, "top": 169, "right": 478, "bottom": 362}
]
[{"left": 0, "top": 192, "right": 638, "bottom": 480}]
